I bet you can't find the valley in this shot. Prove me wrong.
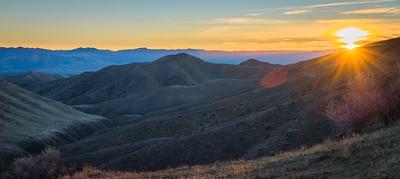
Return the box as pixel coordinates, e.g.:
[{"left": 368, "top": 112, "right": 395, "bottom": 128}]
[{"left": 0, "top": 37, "right": 399, "bottom": 178}]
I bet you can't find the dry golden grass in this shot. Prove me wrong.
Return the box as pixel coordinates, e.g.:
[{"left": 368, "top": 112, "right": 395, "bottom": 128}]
[{"left": 62, "top": 122, "right": 400, "bottom": 178}]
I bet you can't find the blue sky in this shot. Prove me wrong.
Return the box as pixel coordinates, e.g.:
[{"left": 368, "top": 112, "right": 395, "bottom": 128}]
[{"left": 0, "top": 0, "right": 399, "bottom": 50}]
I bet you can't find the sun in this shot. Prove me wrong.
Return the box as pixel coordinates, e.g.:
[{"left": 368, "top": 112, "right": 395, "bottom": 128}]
[{"left": 335, "top": 27, "right": 370, "bottom": 50}]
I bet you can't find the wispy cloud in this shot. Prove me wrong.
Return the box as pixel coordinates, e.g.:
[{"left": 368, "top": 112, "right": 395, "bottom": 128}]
[
  {"left": 245, "top": 12, "right": 262, "bottom": 16},
  {"left": 299, "top": 0, "right": 394, "bottom": 9},
  {"left": 279, "top": 0, "right": 394, "bottom": 15},
  {"left": 315, "top": 18, "right": 387, "bottom": 23},
  {"left": 224, "top": 37, "right": 329, "bottom": 44},
  {"left": 340, "top": 7, "right": 400, "bottom": 14},
  {"left": 212, "top": 18, "right": 288, "bottom": 24},
  {"left": 283, "top": 10, "right": 310, "bottom": 15}
]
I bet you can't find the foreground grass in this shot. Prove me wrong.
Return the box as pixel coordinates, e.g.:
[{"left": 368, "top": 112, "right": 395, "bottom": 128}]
[{"left": 63, "top": 123, "right": 400, "bottom": 179}]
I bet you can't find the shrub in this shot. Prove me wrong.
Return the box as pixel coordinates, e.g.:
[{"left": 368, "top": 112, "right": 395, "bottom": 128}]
[
  {"left": 8, "top": 147, "right": 65, "bottom": 179},
  {"left": 326, "top": 74, "right": 393, "bottom": 131}
]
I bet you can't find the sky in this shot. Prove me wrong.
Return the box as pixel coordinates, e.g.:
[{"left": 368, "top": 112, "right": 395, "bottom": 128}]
[{"left": 0, "top": 0, "right": 399, "bottom": 51}]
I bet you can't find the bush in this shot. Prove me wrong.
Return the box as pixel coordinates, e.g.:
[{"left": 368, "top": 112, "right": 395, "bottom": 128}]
[
  {"left": 8, "top": 148, "right": 65, "bottom": 179},
  {"left": 326, "top": 73, "right": 400, "bottom": 131}
]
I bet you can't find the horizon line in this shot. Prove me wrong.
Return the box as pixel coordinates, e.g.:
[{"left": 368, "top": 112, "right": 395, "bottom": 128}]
[{"left": 0, "top": 45, "right": 337, "bottom": 53}]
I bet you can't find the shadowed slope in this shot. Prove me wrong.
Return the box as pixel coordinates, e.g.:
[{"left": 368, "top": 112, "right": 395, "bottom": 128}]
[
  {"left": 0, "top": 80, "right": 108, "bottom": 171},
  {"left": 4, "top": 71, "right": 66, "bottom": 88},
  {"left": 60, "top": 82, "right": 336, "bottom": 171},
  {"left": 78, "top": 79, "right": 260, "bottom": 116},
  {"left": 30, "top": 53, "right": 278, "bottom": 116}
]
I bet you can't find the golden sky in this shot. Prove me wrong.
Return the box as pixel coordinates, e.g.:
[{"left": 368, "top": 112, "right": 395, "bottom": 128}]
[{"left": 0, "top": 0, "right": 399, "bottom": 51}]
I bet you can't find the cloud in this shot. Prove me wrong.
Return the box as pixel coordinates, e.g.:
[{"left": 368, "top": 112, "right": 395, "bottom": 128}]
[
  {"left": 300, "top": 0, "right": 394, "bottom": 9},
  {"left": 340, "top": 7, "right": 400, "bottom": 14},
  {"left": 246, "top": 13, "right": 262, "bottom": 16},
  {"left": 254, "top": 0, "right": 393, "bottom": 12},
  {"left": 212, "top": 18, "right": 288, "bottom": 24},
  {"left": 315, "top": 18, "right": 387, "bottom": 23},
  {"left": 283, "top": 10, "right": 310, "bottom": 15},
  {"left": 278, "top": 0, "right": 393, "bottom": 16},
  {"left": 227, "top": 37, "right": 329, "bottom": 44}
]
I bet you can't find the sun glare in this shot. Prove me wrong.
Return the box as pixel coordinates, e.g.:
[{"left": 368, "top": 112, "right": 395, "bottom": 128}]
[{"left": 335, "top": 27, "right": 370, "bottom": 50}]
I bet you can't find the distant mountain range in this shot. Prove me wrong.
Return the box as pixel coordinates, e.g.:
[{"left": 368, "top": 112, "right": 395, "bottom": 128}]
[{"left": 0, "top": 47, "right": 336, "bottom": 74}]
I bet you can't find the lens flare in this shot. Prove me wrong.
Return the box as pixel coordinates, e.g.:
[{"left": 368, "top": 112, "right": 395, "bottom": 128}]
[{"left": 335, "top": 27, "right": 370, "bottom": 49}]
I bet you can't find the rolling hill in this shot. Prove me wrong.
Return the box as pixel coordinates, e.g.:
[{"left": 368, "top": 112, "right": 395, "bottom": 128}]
[
  {"left": 3, "top": 71, "right": 67, "bottom": 88},
  {"left": 30, "top": 54, "right": 280, "bottom": 116},
  {"left": 0, "top": 80, "right": 109, "bottom": 172},
  {"left": 56, "top": 37, "right": 400, "bottom": 173},
  {"left": 78, "top": 79, "right": 260, "bottom": 116},
  {"left": 2, "top": 37, "right": 398, "bottom": 178}
]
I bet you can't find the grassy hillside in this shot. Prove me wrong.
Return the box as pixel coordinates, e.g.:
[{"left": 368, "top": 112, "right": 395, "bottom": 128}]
[
  {"left": 58, "top": 76, "right": 336, "bottom": 171},
  {"left": 64, "top": 120, "right": 400, "bottom": 178},
  {"left": 0, "top": 80, "right": 109, "bottom": 172},
  {"left": 78, "top": 79, "right": 260, "bottom": 116},
  {"left": 29, "top": 53, "right": 278, "bottom": 116},
  {"left": 57, "top": 37, "right": 400, "bottom": 173}
]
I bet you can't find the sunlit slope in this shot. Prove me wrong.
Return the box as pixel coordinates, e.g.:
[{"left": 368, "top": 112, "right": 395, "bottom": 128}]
[{"left": 274, "top": 37, "right": 400, "bottom": 118}]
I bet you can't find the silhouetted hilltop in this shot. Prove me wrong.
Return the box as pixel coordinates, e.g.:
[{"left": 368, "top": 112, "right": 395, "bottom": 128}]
[
  {"left": 239, "top": 59, "right": 279, "bottom": 67},
  {"left": 155, "top": 53, "right": 206, "bottom": 64}
]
